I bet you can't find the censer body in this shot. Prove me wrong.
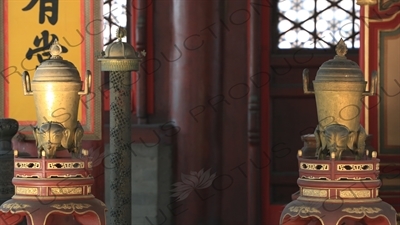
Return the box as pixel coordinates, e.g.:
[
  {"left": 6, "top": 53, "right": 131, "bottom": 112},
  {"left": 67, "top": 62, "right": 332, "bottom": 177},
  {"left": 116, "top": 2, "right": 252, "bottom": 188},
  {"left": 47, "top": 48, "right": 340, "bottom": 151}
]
[{"left": 313, "top": 81, "right": 367, "bottom": 131}]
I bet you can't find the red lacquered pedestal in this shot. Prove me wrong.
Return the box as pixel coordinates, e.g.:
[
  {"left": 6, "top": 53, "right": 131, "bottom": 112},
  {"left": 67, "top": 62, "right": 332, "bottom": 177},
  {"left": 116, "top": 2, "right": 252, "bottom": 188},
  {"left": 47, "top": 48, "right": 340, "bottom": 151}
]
[
  {"left": 280, "top": 151, "right": 397, "bottom": 225},
  {"left": 0, "top": 150, "right": 106, "bottom": 225}
]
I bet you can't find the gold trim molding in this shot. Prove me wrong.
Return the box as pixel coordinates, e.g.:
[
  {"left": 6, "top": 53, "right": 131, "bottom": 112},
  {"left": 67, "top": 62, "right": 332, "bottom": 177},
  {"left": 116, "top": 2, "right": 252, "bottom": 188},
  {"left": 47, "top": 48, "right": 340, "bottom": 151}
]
[
  {"left": 15, "top": 174, "right": 39, "bottom": 178},
  {"left": 2, "top": 203, "right": 31, "bottom": 210},
  {"left": 51, "top": 203, "right": 91, "bottom": 210},
  {"left": 342, "top": 206, "right": 382, "bottom": 214},
  {"left": 289, "top": 206, "right": 321, "bottom": 214}
]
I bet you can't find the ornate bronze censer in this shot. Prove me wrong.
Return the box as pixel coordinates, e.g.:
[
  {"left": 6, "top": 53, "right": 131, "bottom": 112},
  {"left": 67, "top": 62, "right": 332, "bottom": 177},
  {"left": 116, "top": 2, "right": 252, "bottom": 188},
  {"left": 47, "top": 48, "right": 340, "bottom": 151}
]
[
  {"left": 280, "top": 40, "right": 398, "bottom": 224},
  {"left": 303, "top": 39, "right": 377, "bottom": 161},
  {"left": 22, "top": 39, "right": 90, "bottom": 159},
  {"left": 0, "top": 40, "right": 106, "bottom": 225}
]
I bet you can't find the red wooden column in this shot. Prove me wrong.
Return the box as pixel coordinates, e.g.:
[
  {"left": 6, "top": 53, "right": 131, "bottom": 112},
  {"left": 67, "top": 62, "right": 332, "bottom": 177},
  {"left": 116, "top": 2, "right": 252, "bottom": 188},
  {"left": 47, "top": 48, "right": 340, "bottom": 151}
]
[
  {"left": 168, "top": 1, "right": 223, "bottom": 224},
  {"left": 260, "top": 2, "right": 273, "bottom": 225},
  {"left": 247, "top": 0, "right": 262, "bottom": 224},
  {"left": 131, "top": 0, "right": 151, "bottom": 124}
]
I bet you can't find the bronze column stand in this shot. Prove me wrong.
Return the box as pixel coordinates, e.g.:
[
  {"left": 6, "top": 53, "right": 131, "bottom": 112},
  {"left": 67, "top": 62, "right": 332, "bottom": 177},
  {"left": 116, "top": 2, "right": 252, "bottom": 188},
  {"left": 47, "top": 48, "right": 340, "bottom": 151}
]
[{"left": 98, "top": 27, "right": 144, "bottom": 225}]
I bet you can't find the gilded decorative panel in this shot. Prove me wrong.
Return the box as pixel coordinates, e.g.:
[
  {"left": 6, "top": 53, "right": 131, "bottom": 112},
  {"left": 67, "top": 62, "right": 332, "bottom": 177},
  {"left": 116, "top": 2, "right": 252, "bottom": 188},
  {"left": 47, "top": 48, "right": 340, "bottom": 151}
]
[
  {"left": 47, "top": 162, "right": 84, "bottom": 169},
  {"left": 339, "top": 189, "right": 371, "bottom": 198},
  {"left": 302, "top": 188, "right": 328, "bottom": 197},
  {"left": 300, "top": 162, "right": 329, "bottom": 170},
  {"left": 50, "top": 187, "right": 83, "bottom": 195},
  {"left": 16, "top": 187, "right": 38, "bottom": 195}
]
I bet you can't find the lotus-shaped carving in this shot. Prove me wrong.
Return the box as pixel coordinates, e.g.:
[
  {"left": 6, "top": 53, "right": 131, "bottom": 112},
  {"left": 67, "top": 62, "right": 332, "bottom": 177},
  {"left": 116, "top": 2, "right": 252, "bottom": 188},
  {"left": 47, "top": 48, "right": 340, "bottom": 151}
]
[{"left": 171, "top": 168, "right": 216, "bottom": 201}]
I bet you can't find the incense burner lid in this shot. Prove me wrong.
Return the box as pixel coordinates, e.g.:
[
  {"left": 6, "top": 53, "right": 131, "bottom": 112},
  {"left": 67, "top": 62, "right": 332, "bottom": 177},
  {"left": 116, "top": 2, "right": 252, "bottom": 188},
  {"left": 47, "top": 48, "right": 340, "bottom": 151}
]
[
  {"left": 101, "top": 28, "right": 140, "bottom": 60},
  {"left": 102, "top": 41, "right": 140, "bottom": 59},
  {"left": 315, "top": 39, "right": 364, "bottom": 82},
  {"left": 32, "top": 39, "right": 81, "bottom": 82}
]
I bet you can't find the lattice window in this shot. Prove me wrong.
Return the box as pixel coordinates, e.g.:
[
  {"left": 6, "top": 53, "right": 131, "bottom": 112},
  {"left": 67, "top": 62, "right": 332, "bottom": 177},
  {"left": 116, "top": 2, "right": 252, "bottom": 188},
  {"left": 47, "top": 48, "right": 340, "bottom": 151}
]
[
  {"left": 103, "top": 0, "right": 128, "bottom": 48},
  {"left": 277, "top": 0, "right": 360, "bottom": 49}
]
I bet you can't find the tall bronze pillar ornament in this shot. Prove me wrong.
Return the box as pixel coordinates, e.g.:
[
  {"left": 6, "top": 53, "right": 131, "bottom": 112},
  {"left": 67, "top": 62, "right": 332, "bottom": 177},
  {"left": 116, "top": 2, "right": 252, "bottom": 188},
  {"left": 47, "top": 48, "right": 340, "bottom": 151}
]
[
  {"left": 0, "top": 40, "right": 106, "bottom": 225},
  {"left": 279, "top": 39, "right": 398, "bottom": 224},
  {"left": 0, "top": 119, "right": 18, "bottom": 205},
  {"left": 98, "top": 27, "right": 144, "bottom": 225}
]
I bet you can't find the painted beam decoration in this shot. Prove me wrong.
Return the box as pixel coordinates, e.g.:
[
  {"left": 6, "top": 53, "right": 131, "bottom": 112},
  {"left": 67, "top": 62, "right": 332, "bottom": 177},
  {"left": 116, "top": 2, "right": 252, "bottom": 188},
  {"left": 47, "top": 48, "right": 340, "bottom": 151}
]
[{"left": 0, "top": 0, "right": 102, "bottom": 140}]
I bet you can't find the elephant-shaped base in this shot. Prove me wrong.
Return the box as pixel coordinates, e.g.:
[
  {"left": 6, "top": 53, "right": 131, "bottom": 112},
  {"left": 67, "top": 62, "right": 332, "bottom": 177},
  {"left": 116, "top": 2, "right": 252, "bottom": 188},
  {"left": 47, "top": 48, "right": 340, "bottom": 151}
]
[
  {"left": 314, "top": 123, "right": 367, "bottom": 160},
  {"left": 33, "top": 121, "right": 84, "bottom": 159}
]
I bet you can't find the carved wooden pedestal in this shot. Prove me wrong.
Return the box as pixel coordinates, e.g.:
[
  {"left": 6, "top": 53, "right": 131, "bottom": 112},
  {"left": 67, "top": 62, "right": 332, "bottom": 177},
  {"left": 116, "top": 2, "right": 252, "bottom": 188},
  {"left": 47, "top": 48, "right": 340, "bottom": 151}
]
[
  {"left": 0, "top": 150, "right": 106, "bottom": 225},
  {"left": 280, "top": 151, "right": 397, "bottom": 225}
]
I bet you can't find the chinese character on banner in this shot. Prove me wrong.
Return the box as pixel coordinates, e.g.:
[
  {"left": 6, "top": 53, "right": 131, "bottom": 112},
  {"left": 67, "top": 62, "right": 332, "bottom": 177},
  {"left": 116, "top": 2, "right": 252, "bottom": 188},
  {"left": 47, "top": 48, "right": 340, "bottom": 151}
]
[
  {"left": 25, "top": 30, "right": 68, "bottom": 63},
  {"left": 22, "top": 0, "right": 59, "bottom": 25}
]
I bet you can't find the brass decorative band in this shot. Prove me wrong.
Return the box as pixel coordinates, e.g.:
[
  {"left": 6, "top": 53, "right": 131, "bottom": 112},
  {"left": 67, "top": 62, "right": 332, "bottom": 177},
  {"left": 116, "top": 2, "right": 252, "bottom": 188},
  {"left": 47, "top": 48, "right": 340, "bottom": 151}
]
[
  {"left": 48, "top": 162, "right": 85, "bottom": 169},
  {"left": 1, "top": 203, "right": 31, "bottom": 210},
  {"left": 336, "top": 176, "right": 374, "bottom": 181},
  {"left": 15, "top": 174, "right": 38, "bottom": 178},
  {"left": 50, "top": 187, "right": 83, "bottom": 195},
  {"left": 302, "top": 188, "right": 328, "bottom": 198},
  {"left": 340, "top": 190, "right": 371, "bottom": 198},
  {"left": 301, "top": 175, "right": 331, "bottom": 180},
  {"left": 15, "top": 187, "right": 39, "bottom": 195},
  {"left": 289, "top": 206, "right": 321, "bottom": 214},
  {"left": 15, "top": 162, "right": 40, "bottom": 169},
  {"left": 337, "top": 164, "right": 374, "bottom": 171},
  {"left": 300, "top": 162, "right": 329, "bottom": 170},
  {"left": 342, "top": 206, "right": 382, "bottom": 214},
  {"left": 50, "top": 203, "right": 91, "bottom": 210},
  {"left": 98, "top": 59, "right": 140, "bottom": 71},
  {"left": 49, "top": 174, "right": 85, "bottom": 178}
]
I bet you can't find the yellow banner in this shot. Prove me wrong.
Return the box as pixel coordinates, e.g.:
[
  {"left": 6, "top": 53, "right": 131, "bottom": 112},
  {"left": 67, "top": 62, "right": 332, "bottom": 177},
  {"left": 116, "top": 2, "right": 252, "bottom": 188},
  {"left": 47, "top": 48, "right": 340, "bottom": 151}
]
[{"left": 7, "top": 0, "right": 83, "bottom": 121}]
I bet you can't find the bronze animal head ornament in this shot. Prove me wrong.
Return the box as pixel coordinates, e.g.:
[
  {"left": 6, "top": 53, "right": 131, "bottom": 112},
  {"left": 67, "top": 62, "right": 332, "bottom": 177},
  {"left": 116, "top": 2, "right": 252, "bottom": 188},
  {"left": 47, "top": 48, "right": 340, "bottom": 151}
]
[{"left": 33, "top": 121, "right": 69, "bottom": 158}]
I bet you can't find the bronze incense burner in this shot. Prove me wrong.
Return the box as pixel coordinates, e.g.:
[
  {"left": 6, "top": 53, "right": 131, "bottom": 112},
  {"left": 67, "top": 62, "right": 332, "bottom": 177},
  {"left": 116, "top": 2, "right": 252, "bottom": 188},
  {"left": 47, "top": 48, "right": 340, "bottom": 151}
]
[{"left": 22, "top": 39, "right": 91, "bottom": 158}]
